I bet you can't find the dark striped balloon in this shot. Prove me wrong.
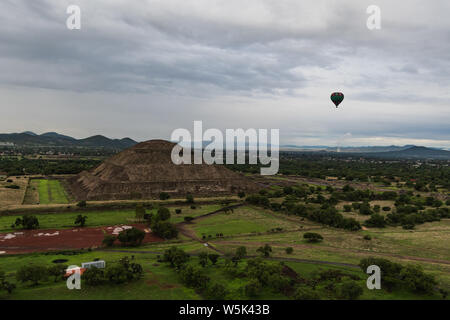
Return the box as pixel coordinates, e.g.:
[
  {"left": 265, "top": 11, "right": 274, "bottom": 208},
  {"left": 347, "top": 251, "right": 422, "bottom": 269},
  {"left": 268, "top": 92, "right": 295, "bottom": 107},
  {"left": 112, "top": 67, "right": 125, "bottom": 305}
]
[{"left": 330, "top": 92, "right": 344, "bottom": 107}]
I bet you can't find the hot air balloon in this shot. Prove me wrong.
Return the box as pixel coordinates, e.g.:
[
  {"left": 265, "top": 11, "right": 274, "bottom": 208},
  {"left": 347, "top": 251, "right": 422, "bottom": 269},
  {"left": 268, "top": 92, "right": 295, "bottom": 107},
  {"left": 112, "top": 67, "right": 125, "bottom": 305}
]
[{"left": 330, "top": 92, "right": 344, "bottom": 108}]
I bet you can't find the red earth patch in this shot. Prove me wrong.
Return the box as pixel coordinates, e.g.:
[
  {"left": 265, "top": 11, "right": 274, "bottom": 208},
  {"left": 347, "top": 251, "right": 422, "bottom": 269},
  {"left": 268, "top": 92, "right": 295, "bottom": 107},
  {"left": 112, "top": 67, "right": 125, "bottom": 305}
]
[{"left": 0, "top": 224, "right": 163, "bottom": 255}]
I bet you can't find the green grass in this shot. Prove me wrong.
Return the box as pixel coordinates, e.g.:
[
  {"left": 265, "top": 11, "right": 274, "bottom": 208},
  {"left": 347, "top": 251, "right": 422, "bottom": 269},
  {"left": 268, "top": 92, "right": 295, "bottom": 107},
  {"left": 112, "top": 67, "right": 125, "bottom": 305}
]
[
  {"left": 0, "top": 204, "right": 223, "bottom": 232},
  {"left": 37, "top": 179, "right": 68, "bottom": 204},
  {"left": 0, "top": 249, "right": 443, "bottom": 300},
  {"left": 0, "top": 250, "right": 200, "bottom": 300},
  {"left": 189, "top": 206, "right": 299, "bottom": 238}
]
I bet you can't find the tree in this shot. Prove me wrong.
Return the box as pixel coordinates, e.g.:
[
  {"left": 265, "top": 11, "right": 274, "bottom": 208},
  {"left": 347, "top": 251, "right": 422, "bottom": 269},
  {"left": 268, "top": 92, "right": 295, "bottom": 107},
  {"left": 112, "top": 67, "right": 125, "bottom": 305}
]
[
  {"left": 303, "top": 232, "right": 323, "bottom": 243},
  {"left": 135, "top": 204, "right": 145, "bottom": 221},
  {"left": 237, "top": 191, "right": 246, "bottom": 198},
  {"left": 235, "top": 246, "right": 247, "bottom": 260},
  {"left": 186, "top": 194, "right": 194, "bottom": 204},
  {"left": 105, "top": 264, "right": 128, "bottom": 284},
  {"left": 184, "top": 216, "right": 194, "bottom": 223},
  {"left": 244, "top": 279, "right": 261, "bottom": 298},
  {"left": 102, "top": 234, "right": 116, "bottom": 247},
  {"left": 294, "top": 285, "right": 320, "bottom": 300},
  {"left": 285, "top": 247, "right": 294, "bottom": 254},
  {"left": 208, "top": 254, "right": 220, "bottom": 265},
  {"left": 117, "top": 227, "right": 146, "bottom": 246},
  {"left": 198, "top": 252, "right": 208, "bottom": 267},
  {"left": 76, "top": 200, "right": 87, "bottom": 207},
  {"left": 338, "top": 280, "right": 363, "bottom": 300},
  {"left": 156, "top": 207, "right": 171, "bottom": 221},
  {"left": 359, "top": 202, "right": 372, "bottom": 215},
  {"left": 179, "top": 265, "right": 210, "bottom": 289},
  {"left": 343, "top": 204, "right": 352, "bottom": 212},
  {"left": 163, "top": 247, "right": 190, "bottom": 269},
  {"left": 83, "top": 267, "right": 105, "bottom": 286},
  {"left": 13, "top": 215, "right": 39, "bottom": 230},
  {"left": 0, "top": 270, "right": 16, "bottom": 294},
  {"left": 205, "top": 282, "right": 228, "bottom": 300},
  {"left": 74, "top": 214, "right": 87, "bottom": 227},
  {"left": 159, "top": 192, "right": 170, "bottom": 200},
  {"left": 152, "top": 221, "right": 178, "bottom": 239},
  {"left": 16, "top": 265, "right": 48, "bottom": 286},
  {"left": 47, "top": 264, "right": 68, "bottom": 282},
  {"left": 256, "top": 244, "right": 272, "bottom": 257},
  {"left": 364, "top": 213, "right": 387, "bottom": 228}
]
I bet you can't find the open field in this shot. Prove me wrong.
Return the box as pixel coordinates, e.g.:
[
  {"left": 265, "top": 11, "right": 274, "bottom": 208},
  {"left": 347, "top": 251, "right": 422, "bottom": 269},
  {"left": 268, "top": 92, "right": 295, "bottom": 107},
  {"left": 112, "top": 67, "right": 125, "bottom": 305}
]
[
  {"left": 0, "top": 173, "right": 448, "bottom": 300},
  {"left": 0, "top": 176, "right": 28, "bottom": 207},
  {"left": 0, "top": 204, "right": 223, "bottom": 233},
  {"left": 36, "top": 179, "right": 69, "bottom": 204}
]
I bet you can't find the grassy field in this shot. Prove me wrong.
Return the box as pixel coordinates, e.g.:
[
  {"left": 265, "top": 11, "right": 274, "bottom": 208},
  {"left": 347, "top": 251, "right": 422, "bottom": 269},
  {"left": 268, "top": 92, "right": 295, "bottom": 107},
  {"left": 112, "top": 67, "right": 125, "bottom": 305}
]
[
  {"left": 0, "top": 204, "right": 223, "bottom": 232},
  {"left": 188, "top": 206, "right": 300, "bottom": 238},
  {"left": 0, "top": 176, "right": 28, "bottom": 207},
  {"left": 0, "top": 246, "right": 443, "bottom": 300},
  {"left": 36, "top": 179, "right": 69, "bottom": 204}
]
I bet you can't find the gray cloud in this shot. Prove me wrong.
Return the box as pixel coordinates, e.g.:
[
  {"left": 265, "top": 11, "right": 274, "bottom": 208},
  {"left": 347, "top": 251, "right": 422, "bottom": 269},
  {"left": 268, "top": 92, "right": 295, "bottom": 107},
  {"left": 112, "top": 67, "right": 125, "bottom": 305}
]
[{"left": 0, "top": 0, "right": 449, "bottom": 147}]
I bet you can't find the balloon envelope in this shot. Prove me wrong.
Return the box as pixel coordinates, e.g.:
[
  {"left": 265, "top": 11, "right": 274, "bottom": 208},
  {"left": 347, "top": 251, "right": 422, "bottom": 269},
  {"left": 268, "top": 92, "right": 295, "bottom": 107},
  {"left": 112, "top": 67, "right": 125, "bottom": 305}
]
[{"left": 331, "top": 92, "right": 344, "bottom": 107}]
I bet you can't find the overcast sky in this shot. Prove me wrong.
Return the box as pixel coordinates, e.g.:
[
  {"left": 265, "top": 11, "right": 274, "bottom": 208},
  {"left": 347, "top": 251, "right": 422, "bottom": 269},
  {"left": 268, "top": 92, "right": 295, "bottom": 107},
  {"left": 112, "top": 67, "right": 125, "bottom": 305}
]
[{"left": 1, "top": 0, "right": 449, "bottom": 147}]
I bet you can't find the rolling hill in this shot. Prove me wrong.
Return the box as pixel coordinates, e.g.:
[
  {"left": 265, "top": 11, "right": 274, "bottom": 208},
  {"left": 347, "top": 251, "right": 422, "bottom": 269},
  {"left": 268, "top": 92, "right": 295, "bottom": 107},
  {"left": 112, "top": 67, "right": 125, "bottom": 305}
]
[{"left": 0, "top": 132, "right": 137, "bottom": 149}]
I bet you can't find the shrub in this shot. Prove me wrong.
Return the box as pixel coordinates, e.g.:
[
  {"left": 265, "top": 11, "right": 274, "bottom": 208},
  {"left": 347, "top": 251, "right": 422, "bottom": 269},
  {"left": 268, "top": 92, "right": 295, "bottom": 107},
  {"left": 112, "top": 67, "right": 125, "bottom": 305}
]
[
  {"left": 235, "top": 246, "right": 247, "bottom": 259},
  {"left": 152, "top": 221, "right": 178, "bottom": 239},
  {"left": 294, "top": 286, "right": 320, "bottom": 300},
  {"left": 74, "top": 214, "right": 87, "bottom": 227},
  {"left": 303, "top": 232, "right": 323, "bottom": 243},
  {"left": 205, "top": 282, "right": 228, "bottom": 299},
  {"left": 179, "top": 265, "right": 210, "bottom": 289},
  {"left": 13, "top": 215, "right": 39, "bottom": 230},
  {"left": 117, "top": 227, "right": 146, "bottom": 246},
  {"left": 198, "top": 252, "right": 208, "bottom": 267},
  {"left": 83, "top": 267, "right": 105, "bottom": 286},
  {"left": 105, "top": 264, "right": 128, "bottom": 284},
  {"left": 186, "top": 194, "right": 194, "bottom": 204},
  {"left": 343, "top": 204, "right": 352, "bottom": 212},
  {"left": 208, "top": 254, "right": 220, "bottom": 265},
  {"left": 190, "top": 205, "right": 196, "bottom": 209},
  {"left": 256, "top": 244, "right": 272, "bottom": 257},
  {"left": 156, "top": 207, "right": 171, "bottom": 221},
  {"left": 163, "top": 247, "right": 190, "bottom": 269},
  {"left": 76, "top": 200, "right": 87, "bottom": 207},
  {"left": 364, "top": 213, "right": 387, "bottom": 228},
  {"left": 0, "top": 270, "right": 15, "bottom": 294},
  {"left": 337, "top": 280, "right": 364, "bottom": 300},
  {"left": 285, "top": 247, "right": 294, "bottom": 254},
  {"left": 363, "top": 235, "right": 372, "bottom": 240},
  {"left": 159, "top": 192, "right": 170, "bottom": 200},
  {"left": 244, "top": 279, "right": 261, "bottom": 297},
  {"left": 4, "top": 184, "right": 19, "bottom": 189},
  {"left": 135, "top": 204, "right": 145, "bottom": 221},
  {"left": 184, "top": 216, "right": 194, "bottom": 223},
  {"left": 102, "top": 235, "right": 116, "bottom": 247},
  {"left": 175, "top": 209, "right": 182, "bottom": 214},
  {"left": 382, "top": 206, "right": 391, "bottom": 212},
  {"left": 16, "top": 265, "right": 48, "bottom": 286},
  {"left": 237, "top": 191, "right": 246, "bottom": 198},
  {"left": 47, "top": 264, "right": 68, "bottom": 282}
]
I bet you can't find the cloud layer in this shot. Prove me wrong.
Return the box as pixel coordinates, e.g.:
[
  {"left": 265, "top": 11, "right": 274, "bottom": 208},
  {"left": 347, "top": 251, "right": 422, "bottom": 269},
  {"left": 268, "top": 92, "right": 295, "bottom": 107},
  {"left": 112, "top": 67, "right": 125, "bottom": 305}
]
[{"left": 0, "top": 0, "right": 449, "bottom": 147}]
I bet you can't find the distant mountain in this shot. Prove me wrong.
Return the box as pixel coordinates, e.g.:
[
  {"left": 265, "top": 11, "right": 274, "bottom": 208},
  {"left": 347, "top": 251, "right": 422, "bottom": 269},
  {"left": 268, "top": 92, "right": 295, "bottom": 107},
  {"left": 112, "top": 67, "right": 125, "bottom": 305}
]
[
  {"left": 0, "top": 132, "right": 138, "bottom": 149},
  {"left": 280, "top": 145, "right": 412, "bottom": 153},
  {"left": 368, "top": 146, "right": 450, "bottom": 159}
]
